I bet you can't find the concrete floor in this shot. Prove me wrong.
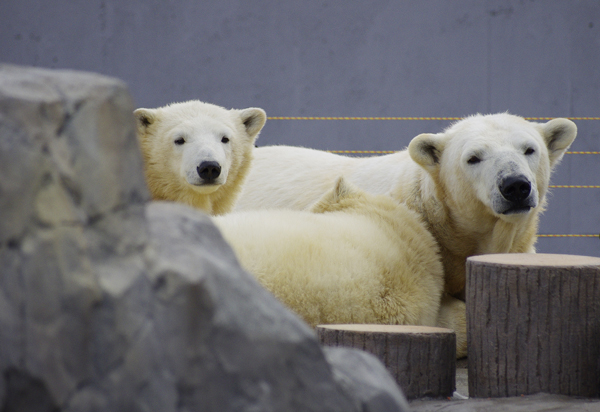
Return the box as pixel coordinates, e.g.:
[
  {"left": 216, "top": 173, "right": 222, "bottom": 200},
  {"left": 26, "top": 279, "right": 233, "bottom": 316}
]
[
  {"left": 410, "top": 393, "right": 600, "bottom": 412},
  {"left": 410, "top": 359, "right": 600, "bottom": 412}
]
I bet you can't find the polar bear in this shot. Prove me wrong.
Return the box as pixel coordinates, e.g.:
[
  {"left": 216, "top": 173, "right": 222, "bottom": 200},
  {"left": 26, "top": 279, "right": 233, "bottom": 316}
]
[
  {"left": 215, "top": 178, "right": 467, "bottom": 358},
  {"left": 134, "top": 100, "right": 266, "bottom": 215},
  {"left": 235, "top": 114, "right": 577, "bottom": 296}
]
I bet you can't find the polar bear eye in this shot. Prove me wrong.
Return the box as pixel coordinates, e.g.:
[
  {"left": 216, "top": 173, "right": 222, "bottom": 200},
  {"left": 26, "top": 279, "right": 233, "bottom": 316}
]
[
  {"left": 524, "top": 147, "right": 535, "bottom": 155},
  {"left": 174, "top": 137, "right": 185, "bottom": 145},
  {"left": 221, "top": 136, "right": 230, "bottom": 144},
  {"left": 467, "top": 155, "right": 481, "bottom": 165}
]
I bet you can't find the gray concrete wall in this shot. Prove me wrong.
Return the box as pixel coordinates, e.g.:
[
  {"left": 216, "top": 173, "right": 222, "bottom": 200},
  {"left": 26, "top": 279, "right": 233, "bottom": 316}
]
[{"left": 1, "top": 0, "right": 599, "bottom": 256}]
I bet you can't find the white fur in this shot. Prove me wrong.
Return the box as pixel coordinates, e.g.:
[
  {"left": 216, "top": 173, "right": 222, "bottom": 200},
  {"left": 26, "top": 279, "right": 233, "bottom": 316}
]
[
  {"left": 135, "top": 100, "right": 266, "bottom": 215},
  {"left": 215, "top": 178, "right": 467, "bottom": 357},
  {"left": 235, "top": 113, "right": 577, "bottom": 295}
]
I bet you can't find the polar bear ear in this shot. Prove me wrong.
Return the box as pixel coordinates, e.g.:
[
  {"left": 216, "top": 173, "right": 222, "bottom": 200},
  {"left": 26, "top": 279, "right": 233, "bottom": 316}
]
[
  {"left": 309, "top": 177, "right": 356, "bottom": 213},
  {"left": 408, "top": 133, "right": 446, "bottom": 172},
  {"left": 331, "top": 177, "right": 355, "bottom": 202},
  {"left": 133, "top": 108, "right": 157, "bottom": 136},
  {"left": 239, "top": 108, "right": 267, "bottom": 140},
  {"left": 541, "top": 118, "right": 577, "bottom": 168}
]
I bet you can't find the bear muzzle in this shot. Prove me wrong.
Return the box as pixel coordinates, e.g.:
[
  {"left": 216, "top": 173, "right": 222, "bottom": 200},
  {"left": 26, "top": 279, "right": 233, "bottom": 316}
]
[
  {"left": 498, "top": 175, "right": 536, "bottom": 215},
  {"left": 197, "top": 161, "right": 222, "bottom": 184}
]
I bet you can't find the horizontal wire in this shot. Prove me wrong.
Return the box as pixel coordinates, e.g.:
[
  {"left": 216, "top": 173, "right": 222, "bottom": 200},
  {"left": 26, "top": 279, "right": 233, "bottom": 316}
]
[
  {"left": 268, "top": 116, "right": 462, "bottom": 120},
  {"left": 550, "top": 185, "right": 600, "bottom": 188},
  {"left": 328, "top": 150, "right": 397, "bottom": 154},
  {"left": 267, "top": 116, "right": 600, "bottom": 120},
  {"left": 538, "top": 234, "right": 599, "bottom": 238},
  {"left": 526, "top": 117, "right": 600, "bottom": 120},
  {"left": 326, "top": 150, "right": 600, "bottom": 155}
]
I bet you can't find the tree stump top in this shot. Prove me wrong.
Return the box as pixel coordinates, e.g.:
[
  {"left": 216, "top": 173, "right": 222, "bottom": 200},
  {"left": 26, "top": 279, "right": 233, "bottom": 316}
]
[
  {"left": 468, "top": 253, "right": 600, "bottom": 268},
  {"left": 317, "top": 324, "right": 453, "bottom": 334}
]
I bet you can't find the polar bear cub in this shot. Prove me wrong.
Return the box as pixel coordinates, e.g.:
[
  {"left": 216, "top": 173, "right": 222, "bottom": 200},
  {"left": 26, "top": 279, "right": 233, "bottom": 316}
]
[
  {"left": 214, "top": 178, "right": 467, "bottom": 358},
  {"left": 235, "top": 114, "right": 577, "bottom": 296},
  {"left": 135, "top": 100, "right": 266, "bottom": 215}
]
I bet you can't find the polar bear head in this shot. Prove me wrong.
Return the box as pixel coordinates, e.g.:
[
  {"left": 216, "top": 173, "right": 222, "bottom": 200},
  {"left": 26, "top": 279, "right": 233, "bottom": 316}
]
[
  {"left": 134, "top": 100, "right": 266, "bottom": 208},
  {"left": 408, "top": 113, "right": 577, "bottom": 222}
]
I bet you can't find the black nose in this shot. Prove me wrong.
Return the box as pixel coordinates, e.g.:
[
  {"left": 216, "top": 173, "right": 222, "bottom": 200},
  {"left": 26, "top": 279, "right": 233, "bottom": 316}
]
[
  {"left": 500, "top": 176, "right": 531, "bottom": 202},
  {"left": 197, "top": 161, "right": 221, "bottom": 183}
]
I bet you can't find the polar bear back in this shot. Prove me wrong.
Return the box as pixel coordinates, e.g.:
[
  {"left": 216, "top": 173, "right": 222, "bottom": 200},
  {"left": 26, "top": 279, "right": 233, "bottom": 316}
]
[
  {"left": 235, "top": 146, "right": 416, "bottom": 211},
  {"left": 214, "top": 204, "right": 444, "bottom": 328}
]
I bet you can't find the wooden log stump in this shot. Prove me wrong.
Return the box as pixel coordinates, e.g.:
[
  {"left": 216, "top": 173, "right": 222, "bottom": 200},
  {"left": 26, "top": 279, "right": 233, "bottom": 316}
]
[
  {"left": 317, "top": 324, "right": 456, "bottom": 399},
  {"left": 466, "top": 253, "right": 600, "bottom": 398}
]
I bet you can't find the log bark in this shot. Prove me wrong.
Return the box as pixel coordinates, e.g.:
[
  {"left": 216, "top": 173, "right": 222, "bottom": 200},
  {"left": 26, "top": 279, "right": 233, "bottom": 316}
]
[
  {"left": 466, "top": 253, "right": 600, "bottom": 398},
  {"left": 317, "top": 324, "right": 456, "bottom": 399}
]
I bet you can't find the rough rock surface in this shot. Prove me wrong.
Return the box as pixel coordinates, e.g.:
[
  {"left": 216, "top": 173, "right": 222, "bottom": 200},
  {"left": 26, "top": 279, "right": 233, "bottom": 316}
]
[
  {"left": 324, "top": 347, "right": 410, "bottom": 412},
  {"left": 0, "top": 64, "right": 409, "bottom": 412}
]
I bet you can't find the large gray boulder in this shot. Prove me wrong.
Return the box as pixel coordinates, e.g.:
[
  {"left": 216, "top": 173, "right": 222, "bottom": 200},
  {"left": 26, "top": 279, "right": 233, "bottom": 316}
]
[{"left": 0, "top": 64, "right": 409, "bottom": 412}]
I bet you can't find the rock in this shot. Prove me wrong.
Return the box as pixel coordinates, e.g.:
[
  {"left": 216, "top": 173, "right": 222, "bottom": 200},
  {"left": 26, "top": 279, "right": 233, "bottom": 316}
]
[
  {"left": 142, "top": 202, "right": 356, "bottom": 412},
  {"left": 0, "top": 64, "right": 408, "bottom": 411},
  {"left": 324, "top": 347, "right": 411, "bottom": 412},
  {"left": 0, "top": 63, "right": 152, "bottom": 411},
  {"left": 0, "top": 64, "right": 148, "bottom": 240}
]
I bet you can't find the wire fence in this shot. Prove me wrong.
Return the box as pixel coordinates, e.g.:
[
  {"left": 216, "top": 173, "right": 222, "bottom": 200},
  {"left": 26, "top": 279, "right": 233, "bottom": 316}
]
[
  {"left": 266, "top": 116, "right": 599, "bottom": 240},
  {"left": 267, "top": 116, "right": 600, "bottom": 121}
]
